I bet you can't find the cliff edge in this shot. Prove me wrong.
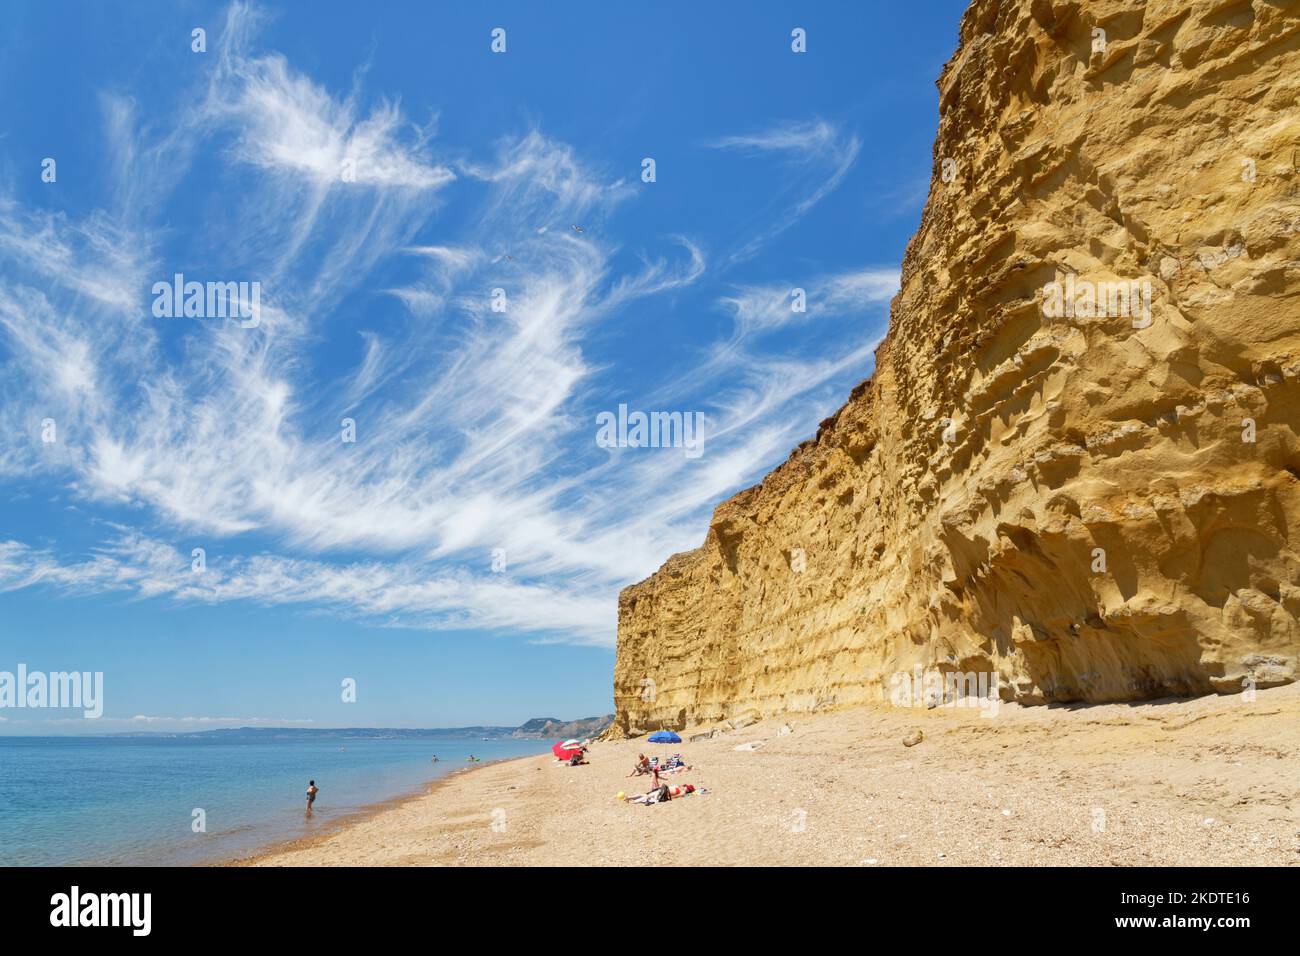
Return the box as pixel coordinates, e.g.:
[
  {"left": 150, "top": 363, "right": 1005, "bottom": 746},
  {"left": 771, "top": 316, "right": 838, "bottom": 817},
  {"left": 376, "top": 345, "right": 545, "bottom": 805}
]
[{"left": 613, "top": 0, "right": 1300, "bottom": 734}]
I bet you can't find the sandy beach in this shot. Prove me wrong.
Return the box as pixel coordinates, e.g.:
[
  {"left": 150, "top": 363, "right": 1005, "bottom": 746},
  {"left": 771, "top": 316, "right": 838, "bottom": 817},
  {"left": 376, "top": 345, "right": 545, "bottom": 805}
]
[{"left": 241, "top": 683, "right": 1300, "bottom": 867}]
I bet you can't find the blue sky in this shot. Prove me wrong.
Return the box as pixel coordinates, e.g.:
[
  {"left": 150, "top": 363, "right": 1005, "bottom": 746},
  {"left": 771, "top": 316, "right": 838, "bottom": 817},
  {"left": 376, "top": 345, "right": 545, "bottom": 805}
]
[{"left": 0, "top": 1, "right": 965, "bottom": 732}]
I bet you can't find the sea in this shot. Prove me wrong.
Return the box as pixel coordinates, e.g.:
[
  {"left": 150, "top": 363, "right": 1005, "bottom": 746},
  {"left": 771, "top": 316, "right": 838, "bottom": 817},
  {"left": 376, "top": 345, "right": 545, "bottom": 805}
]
[{"left": 0, "top": 735, "right": 550, "bottom": 866}]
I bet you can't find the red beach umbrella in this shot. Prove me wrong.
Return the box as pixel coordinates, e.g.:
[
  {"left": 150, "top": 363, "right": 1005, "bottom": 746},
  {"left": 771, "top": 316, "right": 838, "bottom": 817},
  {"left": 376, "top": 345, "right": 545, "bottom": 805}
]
[{"left": 553, "top": 741, "right": 583, "bottom": 761}]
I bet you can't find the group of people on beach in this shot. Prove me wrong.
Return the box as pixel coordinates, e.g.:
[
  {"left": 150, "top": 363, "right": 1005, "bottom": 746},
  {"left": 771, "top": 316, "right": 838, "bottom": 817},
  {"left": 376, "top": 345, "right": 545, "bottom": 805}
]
[
  {"left": 628, "top": 752, "right": 689, "bottom": 782},
  {"left": 303, "top": 743, "right": 698, "bottom": 817},
  {"left": 623, "top": 752, "right": 702, "bottom": 805}
]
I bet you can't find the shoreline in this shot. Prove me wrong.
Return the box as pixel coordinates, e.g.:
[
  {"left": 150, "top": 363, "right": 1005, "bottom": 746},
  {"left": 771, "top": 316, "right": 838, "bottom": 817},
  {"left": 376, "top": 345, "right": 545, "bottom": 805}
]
[
  {"left": 221, "top": 760, "right": 519, "bottom": 867},
  {"left": 243, "top": 683, "right": 1300, "bottom": 867}
]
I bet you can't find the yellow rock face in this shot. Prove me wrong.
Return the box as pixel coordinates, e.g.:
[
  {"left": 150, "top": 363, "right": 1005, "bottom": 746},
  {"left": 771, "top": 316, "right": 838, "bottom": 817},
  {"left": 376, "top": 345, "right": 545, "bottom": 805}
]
[{"left": 613, "top": 0, "right": 1300, "bottom": 734}]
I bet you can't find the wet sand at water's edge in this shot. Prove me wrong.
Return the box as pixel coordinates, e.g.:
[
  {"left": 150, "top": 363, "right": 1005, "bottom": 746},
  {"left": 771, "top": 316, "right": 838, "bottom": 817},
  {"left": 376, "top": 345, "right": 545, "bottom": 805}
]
[{"left": 239, "top": 683, "right": 1300, "bottom": 866}]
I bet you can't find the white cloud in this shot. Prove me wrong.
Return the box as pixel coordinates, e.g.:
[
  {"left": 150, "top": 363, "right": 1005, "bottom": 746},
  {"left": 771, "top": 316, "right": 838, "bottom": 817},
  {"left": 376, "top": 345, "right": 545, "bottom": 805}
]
[
  {"left": 707, "top": 118, "right": 861, "bottom": 266},
  {"left": 209, "top": 2, "right": 451, "bottom": 194},
  {"left": 0, "top": 537, "right": 615, "bottom": 644},
  {"left": 706, "top": 118, "right": 843, "bottom": 155},
  {"left": 126, "top": 715, "right": 316, "bottom": 725},
  {"left": 720, "top": 268, "right": 899, "bottom": 338},
  {"left": 0, "top": 8, "right": 890, "bottom": 649}
]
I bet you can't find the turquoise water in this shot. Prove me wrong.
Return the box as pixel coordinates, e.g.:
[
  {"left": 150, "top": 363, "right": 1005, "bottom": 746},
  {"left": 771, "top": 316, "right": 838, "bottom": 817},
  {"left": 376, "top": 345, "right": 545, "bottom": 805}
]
[{"left": 0, "top": 736, "right": 549, "bottom": 865}]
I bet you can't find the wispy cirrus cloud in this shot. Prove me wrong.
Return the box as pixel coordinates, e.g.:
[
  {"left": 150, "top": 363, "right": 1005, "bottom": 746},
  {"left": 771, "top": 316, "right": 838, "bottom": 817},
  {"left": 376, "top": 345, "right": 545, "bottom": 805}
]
[
  {"left": 0, "top": 5, "right": 892, "bottom": 647},
  {"left": 707, "top": 118, "right": 862, "bottom": 266},
  {"left": 706, "top": 118, "right": 844, "bottom": 155},
  {"left": 0, "top": 536, "right": 615, "bottom": 644},
  {"left": 720, "top": 267, "right": 899, "bottom": 339}
]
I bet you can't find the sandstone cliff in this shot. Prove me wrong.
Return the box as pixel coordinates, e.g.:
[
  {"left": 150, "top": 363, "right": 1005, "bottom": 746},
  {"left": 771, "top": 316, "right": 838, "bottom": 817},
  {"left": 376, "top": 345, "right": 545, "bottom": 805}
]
[{"left": 613, "top": 0, "right": 1300, "bottom": 734}]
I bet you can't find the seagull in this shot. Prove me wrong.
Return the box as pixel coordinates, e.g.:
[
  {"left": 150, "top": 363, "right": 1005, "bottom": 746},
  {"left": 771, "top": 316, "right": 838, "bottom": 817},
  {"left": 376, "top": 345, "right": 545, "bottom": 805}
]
[{"left": 571, "top": 224, "right": 584, "bottom": 233}]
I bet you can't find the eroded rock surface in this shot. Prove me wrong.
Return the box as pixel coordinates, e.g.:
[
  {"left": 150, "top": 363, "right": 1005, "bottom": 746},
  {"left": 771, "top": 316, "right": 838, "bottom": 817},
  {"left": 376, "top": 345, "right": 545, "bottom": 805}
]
[{"left": 614, "top": 0, "right": 1300, "bottom": 734}]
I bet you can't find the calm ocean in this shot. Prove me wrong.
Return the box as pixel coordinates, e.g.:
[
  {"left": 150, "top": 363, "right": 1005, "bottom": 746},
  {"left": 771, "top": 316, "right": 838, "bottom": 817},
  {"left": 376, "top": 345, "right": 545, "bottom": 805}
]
[{"left": 0, "top": 735, "right": 549, "bottom": 866}]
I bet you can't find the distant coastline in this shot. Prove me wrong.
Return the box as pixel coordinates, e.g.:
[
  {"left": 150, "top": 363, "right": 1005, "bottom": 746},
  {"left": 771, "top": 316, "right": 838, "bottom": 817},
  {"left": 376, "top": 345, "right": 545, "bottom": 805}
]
[{"left": 99, "top": 714, "right": 614, "bottom": 741}]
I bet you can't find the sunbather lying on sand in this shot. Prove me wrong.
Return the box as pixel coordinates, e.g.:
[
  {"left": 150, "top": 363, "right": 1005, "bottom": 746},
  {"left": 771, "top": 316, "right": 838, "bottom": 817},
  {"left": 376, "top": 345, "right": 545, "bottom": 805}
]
[
  {"left": 626, "top": 784, "right": 668, "bottom": 805},
  {"left": 626, "top": 783, "right": 698, "bottom": 805}
]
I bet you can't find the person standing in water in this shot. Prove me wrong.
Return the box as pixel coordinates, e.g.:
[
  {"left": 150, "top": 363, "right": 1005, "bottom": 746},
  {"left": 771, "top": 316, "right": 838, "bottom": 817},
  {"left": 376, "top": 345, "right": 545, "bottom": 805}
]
[{"left": 306, "top": 780, "right": 319, "bottom": 812}]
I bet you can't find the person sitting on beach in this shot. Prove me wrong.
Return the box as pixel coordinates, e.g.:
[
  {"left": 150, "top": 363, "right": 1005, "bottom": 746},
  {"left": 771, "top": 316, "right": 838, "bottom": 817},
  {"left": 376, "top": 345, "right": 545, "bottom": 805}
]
[
  {"left": 628, "top": 753, "right": 651, "bottom": 776},
  {"left": 306, "top": 780, "right": 319, "bottom": 812},
  {"left": 568, "top": 751, "right": 588, "bottom": 766}
]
